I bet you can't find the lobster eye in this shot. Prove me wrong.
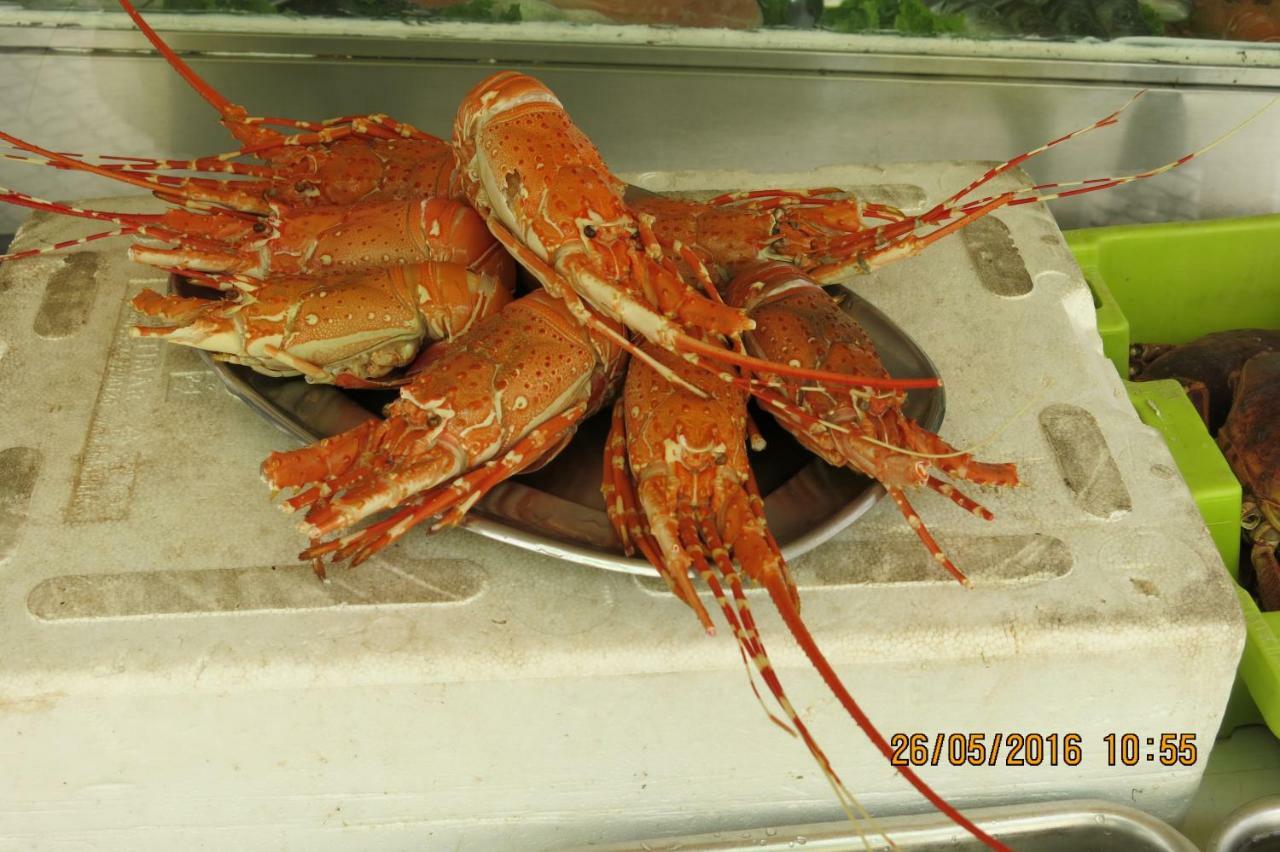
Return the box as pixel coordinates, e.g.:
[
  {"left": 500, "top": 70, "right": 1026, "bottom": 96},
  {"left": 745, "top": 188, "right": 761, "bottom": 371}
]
[
  {"left": 425, "top": 413, "right": 442, "bottom": 428},
  {"left": 583, "top": 225, "right": 597, "bottom": 239},
  {"left": 253, "top": 222, "right": 268, "bottom": 234}
]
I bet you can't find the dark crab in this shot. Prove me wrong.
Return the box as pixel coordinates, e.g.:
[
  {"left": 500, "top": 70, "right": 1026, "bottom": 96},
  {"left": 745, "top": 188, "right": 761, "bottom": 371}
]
[
  {"left": 1218, "top": 352, "right": 1280, "bottom": 610},
  {"left": 1131, "top": 329, "right": 1280, "bottom": 432},
  {"left": 1131, "top": 330, "right": 1280, "bottom": 609}
]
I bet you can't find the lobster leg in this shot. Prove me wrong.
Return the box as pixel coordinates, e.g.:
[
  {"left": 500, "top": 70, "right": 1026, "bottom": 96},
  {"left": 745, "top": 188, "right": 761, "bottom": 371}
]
[
  {"left": 899, "top": 428, "right": 1020, "bottom": 489},
  {"left": 0, "top": 187, "right": 183, "bottom": 263},
  {"left": 299, "top": 448, "right": 471, "bottom": 538},
  {"left": 927, "top": 476, "right": 995, "bottom": 521},
  {"left": 601, "top": 401, "right": 637, "bottom": 556},
  {"left": 0, "top": 129, "right": 272, "bottom": 215},
  {"left": 885, "top": 487, "right": 969, "bottom": 586},
  {"left": 2, "top": 150, "right": 278, "bottom": 211},
  {"left": 306, "top": 403, "right": 589, "bottom": 567},
  {"left": 2, "top": 150, "right": 272, "bottom": 178},
  {"left": 675, "top": 518, "right": 794, "bottom": 736},
  {"left": 0, "top": 226, "right": 141, "bottom": 263},
  {"left": 233, "top": 117, "right": 432, "bottom": 158},
  {"left": 428, "top": 403, "right": 589, "bottom": 531},
  {"left": 811, "top": 193, "right": 1015, "bottom": 282}
]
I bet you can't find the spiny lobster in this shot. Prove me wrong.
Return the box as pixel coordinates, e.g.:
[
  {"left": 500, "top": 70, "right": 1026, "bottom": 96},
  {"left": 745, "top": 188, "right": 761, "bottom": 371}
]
[
  {"left": 261, "top": 288, "right": 628, "bottom": 571},
  {"left": 602, "top": 263, "right": 1018, "bottom": 851},
  {"left": 134, "top": 263, "right": 512, "bottom": 386},
  {"left": 724, "top": 261, "right": 1019, "bottom": 585},
  {"left": 0, "top": 186, "right": 516, "bottom": 388}
]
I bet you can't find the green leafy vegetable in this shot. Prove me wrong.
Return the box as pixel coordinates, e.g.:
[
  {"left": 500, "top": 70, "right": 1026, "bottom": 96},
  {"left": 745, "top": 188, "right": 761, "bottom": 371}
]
[
  {"left": 822, "top": 0, "right": 965, "bottom": 35},
  {"left": 436, "top": 0, "right": 520, "bottom": 22},
  {"left": 759, "top": 0, "right": 792, "bottom": 26}
]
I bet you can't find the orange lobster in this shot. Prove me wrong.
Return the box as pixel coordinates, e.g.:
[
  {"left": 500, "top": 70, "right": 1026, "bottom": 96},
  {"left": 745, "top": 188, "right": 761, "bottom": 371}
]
[
  {"left": 602, "top": 333, "right": 1009, "bottom": 852},
  {"left": 449, "top": 70, "right": 938, "bottom": 411},
  {"left": 79, "top": 0, "right": 459, "bottom": 210},
  {"left": 0, "top": 186, "right": 517, "bottom": 387},
  {"left": 132, "top": 262, "right": 512, "bottom": 387},
  {"left": 724, "top": 261, "right": 1019, "bottom": 584},
  {"left": 0, "top": 180, "right": 511, "bottom": 285},
  {"left": 261, "top": 288, "right": 627, "bottom": 570}
]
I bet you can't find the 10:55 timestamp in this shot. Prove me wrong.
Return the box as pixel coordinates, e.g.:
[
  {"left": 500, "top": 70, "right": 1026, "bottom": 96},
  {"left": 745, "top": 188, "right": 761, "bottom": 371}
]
[
  {"left": 888, "top": 732, "right": 1199, "bottom": 768},
  {"left": 1104, "top": 733, "right": 1198, "bottom": 767}
]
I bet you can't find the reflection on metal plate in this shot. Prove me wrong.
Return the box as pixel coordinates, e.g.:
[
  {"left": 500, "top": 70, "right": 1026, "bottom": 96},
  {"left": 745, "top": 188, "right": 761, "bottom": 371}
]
[
  {"left": 27, "top": 557, "right": 487, "bottom": 620},
  {"left": 1040, "top": 403, "right": 1133, "bottom": 518},
  {"left": 174, "top": 275, "right": 943, "bottom": 577}
]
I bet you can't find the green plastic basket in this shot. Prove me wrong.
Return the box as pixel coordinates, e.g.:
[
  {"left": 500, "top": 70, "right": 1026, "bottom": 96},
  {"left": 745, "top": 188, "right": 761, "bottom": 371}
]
[{"left": 1065, "top": 215, "right": 1280, "bottom": 737}]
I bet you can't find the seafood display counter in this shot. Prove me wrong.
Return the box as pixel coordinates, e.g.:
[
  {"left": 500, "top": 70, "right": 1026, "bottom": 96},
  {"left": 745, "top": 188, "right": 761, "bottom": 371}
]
[
  {"left": 8, "top": 1, "right": 1280, "bottom": 847},
  {"left": 0, "top": 161, "right": 1242, "bottom": 848}
]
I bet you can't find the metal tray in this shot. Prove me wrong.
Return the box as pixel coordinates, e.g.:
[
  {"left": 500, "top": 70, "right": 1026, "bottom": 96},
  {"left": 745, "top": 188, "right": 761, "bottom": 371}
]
[
  {"left": 557, "top": 799, "right": 1199, "bottom": 851},
  {"left": 175, "top": 276, "right": 943, "bottom": 576},
  {"left": 1204, "top": 795, "right": 1280, "bottom": 852}
]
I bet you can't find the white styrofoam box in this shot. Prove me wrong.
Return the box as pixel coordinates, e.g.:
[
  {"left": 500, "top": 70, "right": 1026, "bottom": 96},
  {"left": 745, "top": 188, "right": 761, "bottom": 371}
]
[{"left": 0, "top": 164, "right": 1242, "bottom": 851}]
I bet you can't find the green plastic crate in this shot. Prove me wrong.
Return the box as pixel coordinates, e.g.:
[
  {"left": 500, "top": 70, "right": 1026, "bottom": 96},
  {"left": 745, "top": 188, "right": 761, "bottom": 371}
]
[
  {"left": 1124, "top": 379, "right": 1242, "bottom": 573},
  {"left": 1067, "top": 214, "right": 1280, "bottom": 377},
  {"left": 1065, "top": 215, "right": 1280, "bottom": 737}
]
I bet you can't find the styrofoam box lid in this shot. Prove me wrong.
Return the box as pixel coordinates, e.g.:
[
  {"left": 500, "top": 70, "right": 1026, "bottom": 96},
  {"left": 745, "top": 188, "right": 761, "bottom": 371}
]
[{"left": 0, "top": 164, "right": 1242, "bottom": 851}]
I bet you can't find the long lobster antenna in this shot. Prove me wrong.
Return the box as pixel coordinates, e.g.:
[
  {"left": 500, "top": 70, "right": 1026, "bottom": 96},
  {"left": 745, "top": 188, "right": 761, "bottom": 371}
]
[
  {"left": 117, "top": 0, "right": 234, "bottom": 116},
  {"left": 0, "top": 129, "right": 195, "bottom": 198},
  {"left": 951, "top": 95, "right": 1280, "bottom": 213},
  {"left": 927, "top": 89, "right": 1147, "bottom": 217},
  {"left": 0, "top": 186, "right": 161, "bottom": 225},
  {"left": 759, "top": 571, "right": 1011, "bottom": 852},
  {"left": 810, "top": 96, "right": 1279, "bottom": 284}
]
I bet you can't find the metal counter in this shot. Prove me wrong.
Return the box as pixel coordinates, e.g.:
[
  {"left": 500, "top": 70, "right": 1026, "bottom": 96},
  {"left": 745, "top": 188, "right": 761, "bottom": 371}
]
[{"left": 3, "top": 17, "right": 1280, "bottom": 234}]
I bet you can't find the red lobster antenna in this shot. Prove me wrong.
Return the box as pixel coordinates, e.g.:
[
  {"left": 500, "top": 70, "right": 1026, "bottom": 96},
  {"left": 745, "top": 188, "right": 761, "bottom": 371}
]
[{"left": 117, "top": 0, "right": 236, "bottom": 118}]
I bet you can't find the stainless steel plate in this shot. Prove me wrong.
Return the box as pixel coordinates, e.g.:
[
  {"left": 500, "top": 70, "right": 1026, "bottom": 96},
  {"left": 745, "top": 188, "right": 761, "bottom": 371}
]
[
  {"left": 1204, "top": 795, "right": 1280, "bottom": 852},
  {"left": 175, "top": 276, "right": 943, "bottom": 576}
]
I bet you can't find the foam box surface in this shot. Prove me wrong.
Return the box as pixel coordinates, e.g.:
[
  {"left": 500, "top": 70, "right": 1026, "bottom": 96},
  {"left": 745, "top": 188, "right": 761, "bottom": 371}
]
[{"left": 0, "top": 164, "right": 1241, "bottom": 850}]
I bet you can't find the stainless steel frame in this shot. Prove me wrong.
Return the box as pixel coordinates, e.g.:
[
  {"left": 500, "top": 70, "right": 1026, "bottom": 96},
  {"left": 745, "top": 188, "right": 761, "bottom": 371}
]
[
  {"left": 1204, "top": 796, "right": 1280, "bottom": 852},
  {"left": 561, "top": 798, "right": 1200, "bottom": 851},
  {"left": 4, "top": 16, "right": 1280, "bottom": 235}
]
